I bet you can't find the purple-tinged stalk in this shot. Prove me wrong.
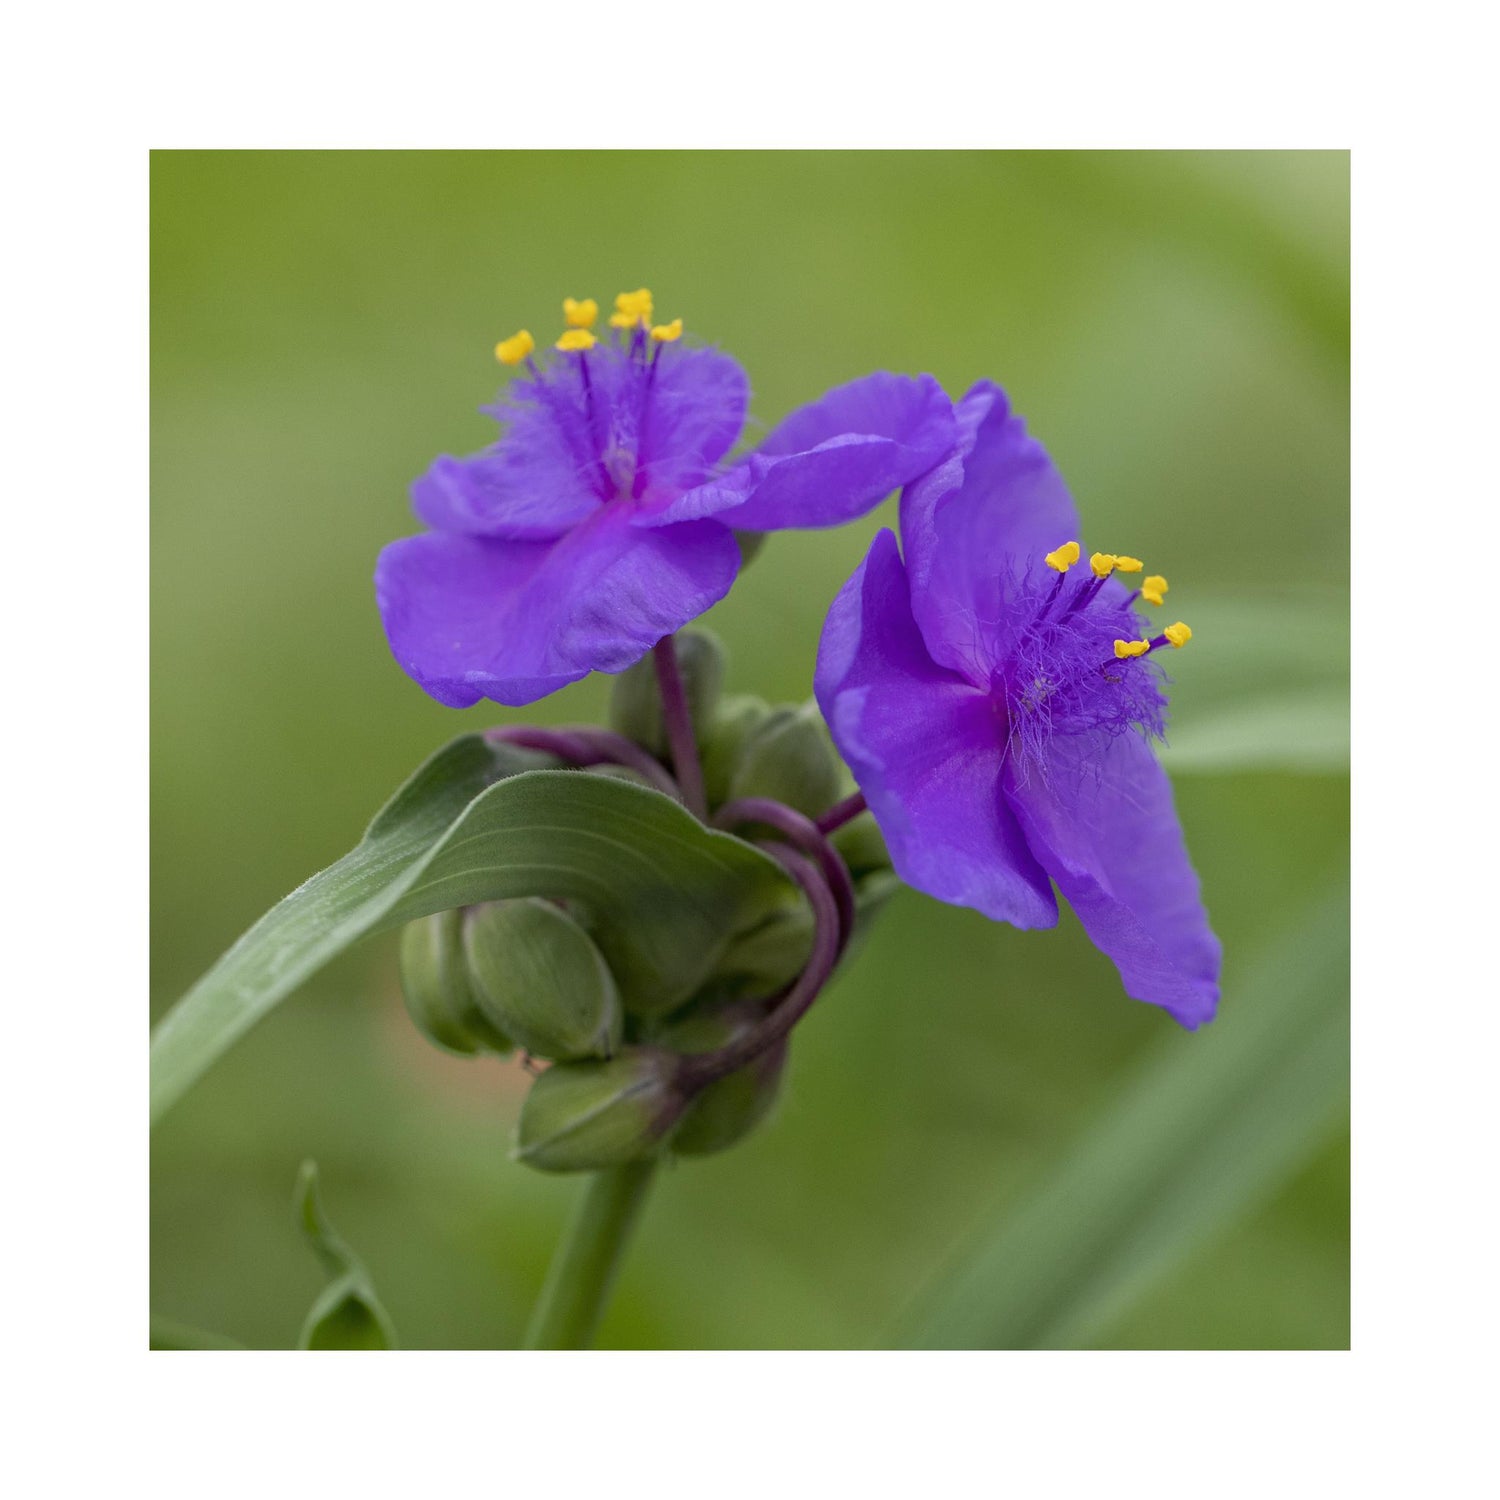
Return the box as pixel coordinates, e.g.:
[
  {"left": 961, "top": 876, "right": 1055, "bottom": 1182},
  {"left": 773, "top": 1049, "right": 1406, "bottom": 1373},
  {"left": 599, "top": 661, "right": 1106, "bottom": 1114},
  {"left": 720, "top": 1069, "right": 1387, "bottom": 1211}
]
[
  {"left": 815, "top": 791, "right": 869, "bottom": 836},
  {"left": 485, "top": 724, "right": 683, "bottom": 801},
  {"left": 712, "top": 797, "right": 856, "bottom": 953},
  {"left": 675, "top": 846, "right": 841, "bottom": 1092},
  {"left": 651, "top": 636, "right": 707, "bottom": 819}
]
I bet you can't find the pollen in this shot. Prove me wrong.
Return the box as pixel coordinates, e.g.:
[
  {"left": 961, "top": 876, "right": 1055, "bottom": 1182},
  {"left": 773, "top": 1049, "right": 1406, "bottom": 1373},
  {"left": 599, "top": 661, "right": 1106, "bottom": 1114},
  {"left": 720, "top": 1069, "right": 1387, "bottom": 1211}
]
[
  {"left": 1113, "top": 556, "right": 1144, "bottom": 573},
  {"left": 555, "top": 328, "right": 598, "bottom": 352},
  {"left": 1163, "top": 621, "right": 1192, "bottom": 648},
  {"left": 609, "top": 287, "right": 654, "bottom": 328},
  {"left": 494, "top": 329, "right": 536, "bottom": 366},
  {"left": 1090, "top": 553, "right": 1118, "bottom": 578},
  {"left": 1114, "top": 638, "right": 1151, "bottom": 659},
  {"left": 1142, "top": 574, "right": 1168, "bottom": 606},
  {"left": 1044, "top": 540, "right": 1081, "bottom": 572},
  {"left": 563, "top": 297, "right": 598, "bottom": 329},
  {"left": 650, "top": 318, "right": 684, "bottom": 343}
]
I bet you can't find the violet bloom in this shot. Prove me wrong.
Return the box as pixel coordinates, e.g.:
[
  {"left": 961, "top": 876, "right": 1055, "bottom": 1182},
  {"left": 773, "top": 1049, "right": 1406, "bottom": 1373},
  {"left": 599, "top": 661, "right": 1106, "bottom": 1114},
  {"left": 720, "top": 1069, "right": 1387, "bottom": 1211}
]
[
  {"left": 376, "top": 289, "right": 955, "bottom": 707},
  {"left": 814, "top": 381, "right": 1221, "bottom": 1026}
]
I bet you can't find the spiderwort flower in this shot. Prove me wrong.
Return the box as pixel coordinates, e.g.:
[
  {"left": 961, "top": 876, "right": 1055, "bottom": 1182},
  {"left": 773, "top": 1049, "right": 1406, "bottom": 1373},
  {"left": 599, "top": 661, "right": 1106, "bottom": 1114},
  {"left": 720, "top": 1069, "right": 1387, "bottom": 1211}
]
[
  {"left": 814, "top": 381, "right": 1221, "bottom": 1026},
  {"left": 376, "top": 290, "right": 956, "bottom": 707}
]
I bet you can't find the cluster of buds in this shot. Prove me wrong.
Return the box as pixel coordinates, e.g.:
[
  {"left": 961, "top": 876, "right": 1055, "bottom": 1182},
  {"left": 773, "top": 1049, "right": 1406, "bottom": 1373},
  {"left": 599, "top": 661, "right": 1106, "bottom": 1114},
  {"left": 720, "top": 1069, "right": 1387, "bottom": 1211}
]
[{"left": 397, "top": 631, "right": 893, "bottom": 1173}]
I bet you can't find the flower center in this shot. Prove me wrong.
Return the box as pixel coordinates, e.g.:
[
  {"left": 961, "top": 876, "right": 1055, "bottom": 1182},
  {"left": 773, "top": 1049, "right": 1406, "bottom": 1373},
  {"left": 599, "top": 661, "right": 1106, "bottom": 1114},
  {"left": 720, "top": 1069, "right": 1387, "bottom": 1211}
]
[
  {"left": 491, "top": 288, "right": 689, "bottom": 509},
  {"left": 993, "top": 540, "right": 1195, "bottom": 768}
]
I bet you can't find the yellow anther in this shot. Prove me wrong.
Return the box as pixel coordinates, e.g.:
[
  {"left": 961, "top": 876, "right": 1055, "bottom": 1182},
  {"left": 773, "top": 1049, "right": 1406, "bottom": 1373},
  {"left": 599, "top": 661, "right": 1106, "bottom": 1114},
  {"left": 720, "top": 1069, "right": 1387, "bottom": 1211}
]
[
  {"left": 1044, "top": 540, "right": 1081, "bottom": 573},
  {"left": 1090, "top": 552, "right": 1118, "bottom": 578},
  {"left": 609, "top": 287, "right": 654, "bottom": 328},
  {"left": 1114, "top": 638, "right": 1151, "bottom": 659},
  {"left": 1163, "top": 621, "right": 1192, "bottom": 648},
  {"left": 494, "top": 329, "right": 535, "bottom": 366},
  {"left": 1141, "top": 574, "right": 1168, "bottom": 606},
  {"left": 563, "top": 297, "right": 598, "bottom": 329},
  {"left": 1113, "top": 556, "right": 1143, "bottom": 573},
  {"left": 555, "top": 328, "right": 598, "bottom": 352},
  {"left": 650, "top": 318, "right": 684, "bottom": 343}
]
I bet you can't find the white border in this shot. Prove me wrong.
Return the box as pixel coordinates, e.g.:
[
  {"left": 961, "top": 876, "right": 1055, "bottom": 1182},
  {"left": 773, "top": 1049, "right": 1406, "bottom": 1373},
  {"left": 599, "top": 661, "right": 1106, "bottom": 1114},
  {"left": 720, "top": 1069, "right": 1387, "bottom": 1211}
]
[{"left": 9, "top": 0, "right": 1494, "bottom": 1492}]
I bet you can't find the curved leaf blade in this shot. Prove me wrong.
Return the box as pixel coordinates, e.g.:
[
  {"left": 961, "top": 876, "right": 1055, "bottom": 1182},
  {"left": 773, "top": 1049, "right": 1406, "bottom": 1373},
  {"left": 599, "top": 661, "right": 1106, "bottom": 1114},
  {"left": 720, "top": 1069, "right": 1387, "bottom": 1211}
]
[{"left": 151, "top": 735, "right": 798, "bottom": 1124}]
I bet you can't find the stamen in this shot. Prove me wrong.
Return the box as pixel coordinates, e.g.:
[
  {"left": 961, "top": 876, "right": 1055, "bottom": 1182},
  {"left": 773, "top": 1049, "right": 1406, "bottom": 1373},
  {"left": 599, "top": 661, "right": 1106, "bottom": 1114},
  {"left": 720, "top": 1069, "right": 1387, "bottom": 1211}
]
[
  {"left": 609, "top": 287, "right": 654, "bottom": 328},
  {"left": 1113, "top": 556, "right": 1143, "bottom": 573},
  {"left": 1090, "top": 553, "right": 1118, "bottom": 578},
  {"left": 563, "top": 297, "right": 598, "bottom": 329},
  {"left": 494, "top": 329, "right": 535, "bottom": 365},
  {"left": 1044, "top": 540, "right": 1081, "bottom": 572},
  {"left": 1162, "top": 621, "right": 1192, "bottom": 648},
  {"left": 650, "top": 318, "right": 683, "bottom": 343},
  {"left": 1113, "top": 638, "right": 1151, "bottom": 659},
  {"left": 555, "top": 329, "right": 598, "bottom": 352},
  {"left": 1142, "top": 575, "right": 1168, "bottom": 606}
]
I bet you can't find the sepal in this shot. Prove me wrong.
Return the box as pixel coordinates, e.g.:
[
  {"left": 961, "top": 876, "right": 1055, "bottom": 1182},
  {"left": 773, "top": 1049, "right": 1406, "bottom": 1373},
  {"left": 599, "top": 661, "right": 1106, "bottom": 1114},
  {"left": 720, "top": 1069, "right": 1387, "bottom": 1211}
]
[
  {"left": 662, "top": 1003, "right": 787, "bottom": 1157},
  {"left": 513, "top": 1048, "right": 686, "bottom": 1173}
]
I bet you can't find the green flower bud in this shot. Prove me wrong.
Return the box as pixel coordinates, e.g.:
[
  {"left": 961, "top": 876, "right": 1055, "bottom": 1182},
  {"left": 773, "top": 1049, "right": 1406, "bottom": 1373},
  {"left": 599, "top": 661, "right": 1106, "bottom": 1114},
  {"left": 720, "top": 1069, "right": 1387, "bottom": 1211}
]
[
  {"left": 398, "top": 910, "right": 514, "bottom": 1056},
  {"left": 463, "top": 898, "right": 622, "bottom": 1062},
  {"left": 607, "top": 628, "right": 727, "bottom": 757},
  {"left": 662, "top": 1003, "right": 786, "bottom": 1157},
  {"left": 513, "top": 1049, "right": 686, "bottom": 1173},
  {"left": 700, "top": 693, "right": 774, "bottom": 808},
  {"left": 727, "top": 702, "right": 843, "bottom": 818}
]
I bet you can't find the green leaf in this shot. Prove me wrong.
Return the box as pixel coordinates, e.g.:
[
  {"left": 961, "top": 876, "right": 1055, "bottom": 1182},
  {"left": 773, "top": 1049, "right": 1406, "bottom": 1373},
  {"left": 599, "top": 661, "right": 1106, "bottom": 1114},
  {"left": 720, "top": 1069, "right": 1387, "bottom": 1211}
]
[
  {"left": 295, "top": 1161, "right": 398, "bottom": 1351},
  {"left": 151, "top": 735, "right": 799, "bottom": 1124},
  {"left": 1159, "top": 594, "right": 1349, "bottom": 774},
  {"left": 897, "top": 879, "right": 1349, "bottom": 1349}
]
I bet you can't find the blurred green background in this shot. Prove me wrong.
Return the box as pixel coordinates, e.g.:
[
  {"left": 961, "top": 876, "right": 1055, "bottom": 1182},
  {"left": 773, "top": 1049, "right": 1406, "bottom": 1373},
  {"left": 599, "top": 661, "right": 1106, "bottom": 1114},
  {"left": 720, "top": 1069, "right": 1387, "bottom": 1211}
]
[{"left": 151, "top": 150, "right": 1349, "bottom": 1349}]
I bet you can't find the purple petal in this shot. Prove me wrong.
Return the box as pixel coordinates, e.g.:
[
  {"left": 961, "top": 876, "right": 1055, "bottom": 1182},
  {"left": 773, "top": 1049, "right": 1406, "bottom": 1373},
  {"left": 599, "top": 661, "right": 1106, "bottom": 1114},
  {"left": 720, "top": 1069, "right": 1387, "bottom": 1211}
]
[
  {"left": 900, "top": 380, "right": 1081, "bottom": 683},
  {"left": 1002, "top": 729, "right": 1221, "bottom": 1027},
  {"left": 635, "top": 344, "right": 750, "bottom": 502},
  {"left": 637, "top": 372, "right": 956, "bottom": 531},
  {"left": 376, "top": 510, "right": 740, "bottom": 708},
  {"left": 815, "top": 530, "right": 1058, "bottom": 928},
  {"left": 412, "top": 450, "right": 600, "bottom": 540}
]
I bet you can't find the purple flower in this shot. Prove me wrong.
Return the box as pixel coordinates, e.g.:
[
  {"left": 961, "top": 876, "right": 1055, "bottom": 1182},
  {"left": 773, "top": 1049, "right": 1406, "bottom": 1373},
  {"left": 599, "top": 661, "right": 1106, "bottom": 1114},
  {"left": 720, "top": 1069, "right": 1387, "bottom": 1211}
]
[
  {"left": 814, "top": 381, "right": 1221, "bottom": 1027},
  {"left": 376, "top": 291, "right": 955, "bottom": 707}
]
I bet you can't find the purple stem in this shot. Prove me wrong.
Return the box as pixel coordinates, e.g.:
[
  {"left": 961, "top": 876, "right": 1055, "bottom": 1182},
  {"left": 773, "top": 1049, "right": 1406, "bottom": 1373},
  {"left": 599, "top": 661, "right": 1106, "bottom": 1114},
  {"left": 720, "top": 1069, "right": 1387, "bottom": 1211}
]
[
  {"left": 815, "top": 791, "right": 868, "bottom": 836},
  {"left": 675, "top": 845, "right": 840, "bottom": 1092},
  {"left": 713, "top": 797, "right": 856, "bottom": 954},
  {"left": 486, "top": 725, "right": 682, "bottom": 802},
  {"left": 651, "top": 636, "right": 707, "bottom": 819}
]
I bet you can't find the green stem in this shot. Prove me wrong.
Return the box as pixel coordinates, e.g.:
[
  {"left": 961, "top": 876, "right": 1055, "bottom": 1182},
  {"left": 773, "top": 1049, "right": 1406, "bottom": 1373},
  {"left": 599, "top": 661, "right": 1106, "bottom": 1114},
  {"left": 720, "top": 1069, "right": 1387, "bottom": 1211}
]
[{"left": 523, "top": 1159, "right": 658, "bottom": 1349}]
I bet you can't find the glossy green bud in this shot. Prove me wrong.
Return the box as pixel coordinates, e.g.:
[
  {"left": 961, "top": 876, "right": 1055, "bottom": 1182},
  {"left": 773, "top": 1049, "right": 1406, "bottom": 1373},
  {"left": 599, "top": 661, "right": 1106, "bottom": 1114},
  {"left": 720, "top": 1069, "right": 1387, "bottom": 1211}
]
[
  {"left": 513, "top": 1049, "right": 686, "bottom": 1173},
  {"left": 662, "top": 1003, "right": 787, "bottom": 1157},
  {"left": 607, "top": 628, "right": 727, "bottom": 757},
  {"left": 700, "top": 693, "right": 774, "bottom": 807},
  {"left": 463, "top": 898, "right": 622, "bottom": 1062},
  {"left": 727, "top": 701, "right": 842, "bottom": 818},
  {"left": 398, "top": 910, "right": 513, "bottom": 1056}
]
